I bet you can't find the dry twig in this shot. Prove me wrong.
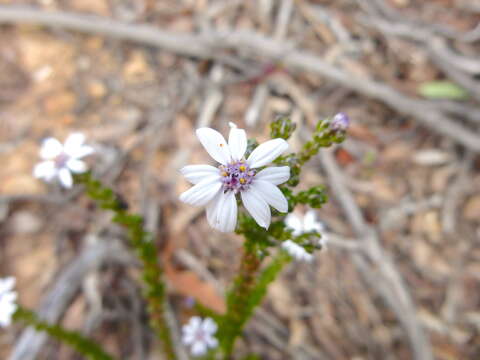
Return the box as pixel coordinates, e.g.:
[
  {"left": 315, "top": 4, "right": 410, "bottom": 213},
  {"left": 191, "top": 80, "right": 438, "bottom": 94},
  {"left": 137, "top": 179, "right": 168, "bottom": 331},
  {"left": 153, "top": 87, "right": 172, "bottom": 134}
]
[{"left": 0, "top": 6, "right": 478, "bottom": 151}]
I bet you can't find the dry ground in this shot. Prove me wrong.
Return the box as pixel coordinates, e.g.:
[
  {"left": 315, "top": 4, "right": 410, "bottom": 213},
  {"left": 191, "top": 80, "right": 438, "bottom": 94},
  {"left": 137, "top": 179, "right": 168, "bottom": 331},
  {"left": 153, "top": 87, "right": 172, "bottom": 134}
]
[{"left": 1, "top": 0, "right": 480, "bottom": 359}]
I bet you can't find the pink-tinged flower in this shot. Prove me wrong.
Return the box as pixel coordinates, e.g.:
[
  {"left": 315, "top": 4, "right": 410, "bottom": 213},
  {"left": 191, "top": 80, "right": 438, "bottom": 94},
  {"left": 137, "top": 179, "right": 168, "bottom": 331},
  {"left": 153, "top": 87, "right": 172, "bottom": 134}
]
[
  {"left": 179, "top": 123, "right": 290, "bottom": 232},
  {"left": 33, "top": 133, "right": 94, "bottom": 188},
  {"left": 330, "top": 112, "right": 350, "bottom": 132},
  {"left": 182, "top": 316, "right": 218, "bottom": 356},
  {"left": 0, "top": 277, "right": 17, "bottom": 327}
]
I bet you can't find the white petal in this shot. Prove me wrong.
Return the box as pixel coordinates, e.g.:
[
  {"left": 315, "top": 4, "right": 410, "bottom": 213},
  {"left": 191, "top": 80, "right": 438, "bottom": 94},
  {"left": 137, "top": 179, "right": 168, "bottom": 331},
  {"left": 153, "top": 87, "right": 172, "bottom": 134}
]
[
  {"left": 73, "top": 145, "right": 95, "bottom": 159},
  {"left": 201, "top": 318, "right": 218, "bottom": 334},
  {"left": 303, "top": 210, "right": 323, "bottom": 232},
  {"left": 0, "top": 277, "right": 15, "bottom": 293},
  {"left": 40, "top": 138, "right": 63, "bottom": 159},
  {"left": 182, "top": 332, "right": 195, "bottom": 345},
  {"left": 180, "top": 165, "right": 219, "bottom": 185},
  {"left": 179, "top": 177, "right": 222, "bottom": 206},
  {"left": 282, "top": 240, "right": 313, "bottom": 262},
  {"left": 206, "top": 191, "right": 237, "bottom": 232},
  {"left": 196, "top": 128, "right": 231, "bottom": 165},
  {"left": 58, "top": 168, "right": 73, "bottom": 188},
  {"left": 63, "top": 133, "right": 85, "bottom": 156},
  {"left": 33, "top": 161, "right": 57, "bottom": 180},
  {"left": 241, "top": 187, "right": 271, "bottom": 229},
  {"left": 285, "top": 213, "right": 303, "bottom": 236},
  {"left": 251, "top": 181, "right": 288, "bottom": 212},
  {"left": 228, "top": 125, "right": 247, "bottom": 161},
  {"left": 191, "top": 341, "right": 207, "bottom": 356},
  {"left": 206, "top": 336, "right": 218, "bottom": 348},
  {"left": 247, "top": 138, "right": 288, "bottom": 168},
  {"left": 1, "top": 292, "right": 17, "bottom": 304},
  {"left": 255, "top": 166, "right": 290, "bottom": 185},
  {"left": 67, "top": 159, "right": 87, "bottom": 173}
]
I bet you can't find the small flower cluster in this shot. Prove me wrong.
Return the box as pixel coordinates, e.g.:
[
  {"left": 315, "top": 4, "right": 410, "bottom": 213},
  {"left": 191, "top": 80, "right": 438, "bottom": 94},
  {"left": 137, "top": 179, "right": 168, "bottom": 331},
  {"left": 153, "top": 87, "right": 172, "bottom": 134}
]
[
  {"left": 0, "top": 276, "right": 17, "bottom": 327},
  {"left": 182, "top": 316, "right": 218, "bottom": 356},
  {"left": 282, "top": 210, "right": 328, "bottom": 262},
  {"left": 34, "top": 133, "right": 94, "bottom": 188}
]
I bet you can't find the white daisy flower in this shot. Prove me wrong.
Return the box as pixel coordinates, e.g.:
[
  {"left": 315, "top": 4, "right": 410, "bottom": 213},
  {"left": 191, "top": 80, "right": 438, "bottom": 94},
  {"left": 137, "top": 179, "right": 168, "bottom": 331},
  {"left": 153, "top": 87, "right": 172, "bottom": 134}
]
[
  {"left": 281, "top": 240, "right": 314, "bottom": 262},
  {"left": 179, "top": 123, "right": 290, "bottom": 232},
  {"left": 33, "top": 133, "right": 94, "bottom": 188},
  {"left": 0, "top": 276, "right": 18, "bottom": 327},
  {"left": 182, "top": 316, "right": 218, "bottom": 356}
]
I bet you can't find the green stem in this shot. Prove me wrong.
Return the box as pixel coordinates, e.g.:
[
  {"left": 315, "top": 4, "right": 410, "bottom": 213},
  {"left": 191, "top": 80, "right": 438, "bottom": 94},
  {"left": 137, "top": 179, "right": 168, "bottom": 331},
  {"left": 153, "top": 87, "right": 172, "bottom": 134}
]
[
  {"left": 13, "top": 307, "right": 114, "bottom": 360},
  {"left": 75, "top": 173, "right": 176, "bottom": 359},
  {"left": 222, "top": 241, "right": 262, "bottom": 357}
]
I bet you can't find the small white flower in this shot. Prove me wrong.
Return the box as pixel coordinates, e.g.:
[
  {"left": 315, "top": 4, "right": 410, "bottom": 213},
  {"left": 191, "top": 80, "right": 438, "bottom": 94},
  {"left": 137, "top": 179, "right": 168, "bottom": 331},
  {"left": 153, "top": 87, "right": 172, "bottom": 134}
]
[
  {"left": 285, "top": 210, "right": 328, "bottom": 245},
  {"left": 179, "top": 123, "right": 290, "bottom": 232},
  {"left": 33, "top": 133, "right": 94, "bottom": 188},
  {"left": 0, "top": 276, "right": 17, "bottom": 327},
  {"left": 282, "top": 240, "right": 314, "bottom": 262},
  {"left": 182, "top": 316, "right": 218, "bottom": 356},
  {"left": 282, "top": 210, "right": 328, "bottom": 261}
]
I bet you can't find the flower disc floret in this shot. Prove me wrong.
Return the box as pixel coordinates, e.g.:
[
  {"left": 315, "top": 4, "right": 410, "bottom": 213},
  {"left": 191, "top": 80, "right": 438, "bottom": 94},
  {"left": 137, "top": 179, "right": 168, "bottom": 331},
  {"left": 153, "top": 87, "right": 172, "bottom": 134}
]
[{"left": 219, "top": 160, "right": 256, "bottom": 193}]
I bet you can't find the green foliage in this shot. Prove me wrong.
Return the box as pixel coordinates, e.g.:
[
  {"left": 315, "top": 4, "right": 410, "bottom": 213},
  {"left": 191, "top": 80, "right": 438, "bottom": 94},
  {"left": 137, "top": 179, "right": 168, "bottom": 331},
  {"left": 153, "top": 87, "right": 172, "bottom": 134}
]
[
  {"left": 74, "top": 173, "right": 176, "bottom": 360},
  {"left": 240, "top": 354, "right": 261, "bottom": 360},
  {"left": 270, "top": 116, "right": 297, "bottom": 140},
  {"left": 245, "top": 252, "right": 290, "bottom": 318},
  {"left": 418, "top": 81, "right": 468, "bottom": 99},
  {"left": 298, "top": 117, "right": 346, "bottom": 165},
  {"left": 273, "top": 116, "right": 345, "bottom": 187},
  {"left": 293, "top": 185, "right": 328, "bottom": 208},
  {"left": 13, "top": 307, "right": 114, "bottom": 360}
]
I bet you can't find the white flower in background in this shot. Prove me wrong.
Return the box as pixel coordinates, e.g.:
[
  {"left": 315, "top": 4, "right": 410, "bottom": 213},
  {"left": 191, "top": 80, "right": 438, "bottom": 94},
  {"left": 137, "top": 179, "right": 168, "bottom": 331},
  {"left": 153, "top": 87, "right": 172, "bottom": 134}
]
[
  {"left": 282, "top": 210, "right": 328, "bottom": 261},
  {"left": 282, "top": 240, "right": 314, "bottom": 262},
  {"left": 285, "top": 210, "right": 328, "bottom": 244},
  {"left": 182, "top": 316, "right": 218, "bottom": 356},
  {"left": 179, "top": 123, "right": 290, "bottom": 232},
  {"left": 34, "top": 133, "right": 94, "bottom": 188},
  {"left": 0, "top": 276, "right": 17, "bottom": 327}
]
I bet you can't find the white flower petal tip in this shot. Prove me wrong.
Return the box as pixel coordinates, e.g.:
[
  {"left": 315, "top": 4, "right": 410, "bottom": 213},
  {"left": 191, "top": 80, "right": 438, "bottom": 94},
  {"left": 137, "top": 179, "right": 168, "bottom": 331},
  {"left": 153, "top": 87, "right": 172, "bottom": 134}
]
[
  {"left": 0, "top": 276, "right": 18, "bottom": 328},
  {"left": 180, "top": 126, "right": 290, "bottom": 231},
  {"left": 196, "top": 127, "right": 231, "bottom": 165},
  {"left": 182, "top": 317, "right": 218, "bottom": 356},
  {"left": 282, "top": 240, "right": 314, "bottom": 262},
  {"left": 228, "top": 125, "right": 247, "bottom": 161},
  {"left": 35, "top": 134, "right": 94, "bottom": 188},
  {"left": 247, "top": 138, "right": 289, "bottom": 168}
]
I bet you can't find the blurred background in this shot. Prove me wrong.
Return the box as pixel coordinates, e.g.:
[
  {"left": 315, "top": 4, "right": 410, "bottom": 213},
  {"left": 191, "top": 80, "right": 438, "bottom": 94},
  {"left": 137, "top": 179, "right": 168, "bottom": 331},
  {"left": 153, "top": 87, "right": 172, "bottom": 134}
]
[{"left": 0, "top": 0, "right": 479, "bottom": 359}]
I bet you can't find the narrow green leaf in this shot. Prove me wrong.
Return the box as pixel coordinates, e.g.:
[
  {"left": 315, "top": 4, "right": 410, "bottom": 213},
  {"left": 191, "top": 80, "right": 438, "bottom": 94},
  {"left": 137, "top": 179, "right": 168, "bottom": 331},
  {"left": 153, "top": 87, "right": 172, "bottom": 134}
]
[{"left": 418, "top": 81, "right": 468, "bottom": 99}]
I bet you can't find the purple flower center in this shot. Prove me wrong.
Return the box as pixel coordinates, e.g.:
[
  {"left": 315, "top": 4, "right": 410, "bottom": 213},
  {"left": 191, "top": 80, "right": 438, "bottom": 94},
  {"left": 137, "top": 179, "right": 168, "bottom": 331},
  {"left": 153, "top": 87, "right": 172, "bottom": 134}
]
[
  {"left": 54, "top": 152, "right": 70, "bottom": 168},
  {"left": 219, "top": 160, "right": 255, "bottom": 193}
]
